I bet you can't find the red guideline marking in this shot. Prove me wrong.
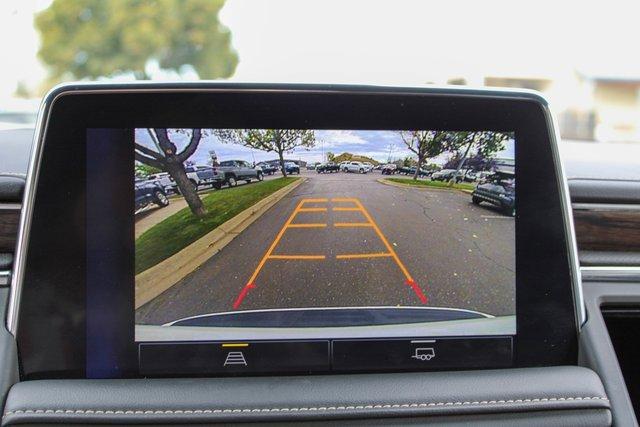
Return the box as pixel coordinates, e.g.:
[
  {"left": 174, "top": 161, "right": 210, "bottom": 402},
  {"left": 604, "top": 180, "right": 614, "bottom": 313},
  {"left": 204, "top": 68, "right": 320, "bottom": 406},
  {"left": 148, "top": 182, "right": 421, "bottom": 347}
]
[
  {"left": 405, "top": 279, "right": 428, "bottom": 304},
  {"left": 233, "top": 282, "right": 256, "bottom": 310}
]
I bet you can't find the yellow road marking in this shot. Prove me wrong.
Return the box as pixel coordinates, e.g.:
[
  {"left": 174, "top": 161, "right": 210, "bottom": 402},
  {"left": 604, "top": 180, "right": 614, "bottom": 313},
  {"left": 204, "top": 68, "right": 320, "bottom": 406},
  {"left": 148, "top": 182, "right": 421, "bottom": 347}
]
[
  {"left": 268, "top": 255, "right": 326, "bottom": 260},
  {"left": 221, "top": 343, "right": 249, "bottom": 348},
  {"left": 301, "top": 198, "right": 329, "bottom": 203},
  {"left": 244, "top": 199, "right": 307, "bottom": 286},
  {"left": 332, "top": 207, "right": 361, "bottom": 212},
  {"left": 336, "top": 252, "right": 393, "bottom": 259},
  {"left": 331, "top": 197, "right": 359, "bottom": 203},
  {"left": 298, "top": 207, "right": 328, "bottom": 212},
  {"left": 287, "top": 223, "right": 327, "bottom": 228},
  {"left": 353, "top": 199, "right": 414, "bottom": 282},
  {"left": 334, "top": 222, "right": 373, "bottom": 227}
]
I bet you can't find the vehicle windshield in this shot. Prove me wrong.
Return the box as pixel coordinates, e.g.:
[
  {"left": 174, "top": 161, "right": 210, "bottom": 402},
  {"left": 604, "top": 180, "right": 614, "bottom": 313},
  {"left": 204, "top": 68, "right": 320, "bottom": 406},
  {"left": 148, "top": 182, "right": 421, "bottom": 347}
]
[{"left": 1, "top": 1, "right": 639, "bottom": 178}]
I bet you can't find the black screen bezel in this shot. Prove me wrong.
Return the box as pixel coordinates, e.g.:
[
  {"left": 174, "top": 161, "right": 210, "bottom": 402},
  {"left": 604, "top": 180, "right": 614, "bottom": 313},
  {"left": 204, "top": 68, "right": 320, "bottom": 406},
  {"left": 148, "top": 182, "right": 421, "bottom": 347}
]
[{"left": 16, "top": 84, "right": 578, "bottom": 379}]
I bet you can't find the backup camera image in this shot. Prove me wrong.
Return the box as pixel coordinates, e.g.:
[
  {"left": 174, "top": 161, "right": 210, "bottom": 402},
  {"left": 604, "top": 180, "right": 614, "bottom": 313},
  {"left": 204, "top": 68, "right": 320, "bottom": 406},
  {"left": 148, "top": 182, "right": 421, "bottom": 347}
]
[{"left": 134, "top": 128, "right": 516, "bottom": 341}]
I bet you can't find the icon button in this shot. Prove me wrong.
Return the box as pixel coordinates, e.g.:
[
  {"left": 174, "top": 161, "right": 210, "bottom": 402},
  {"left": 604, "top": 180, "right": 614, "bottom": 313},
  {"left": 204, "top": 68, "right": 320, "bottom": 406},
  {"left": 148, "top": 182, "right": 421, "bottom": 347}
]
[
  {"left": 411, "top": 347, "right": 435, "bottom": 361},
  {"left": 223, "top": 351, "right": 248, "bottom": 366}
]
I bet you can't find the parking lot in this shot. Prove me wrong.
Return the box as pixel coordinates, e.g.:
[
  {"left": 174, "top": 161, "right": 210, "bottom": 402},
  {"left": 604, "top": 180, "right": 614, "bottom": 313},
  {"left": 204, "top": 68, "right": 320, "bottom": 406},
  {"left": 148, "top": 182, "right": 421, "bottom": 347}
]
[{"left": 136, "top": 170, "right": 515, "bottom": 324}]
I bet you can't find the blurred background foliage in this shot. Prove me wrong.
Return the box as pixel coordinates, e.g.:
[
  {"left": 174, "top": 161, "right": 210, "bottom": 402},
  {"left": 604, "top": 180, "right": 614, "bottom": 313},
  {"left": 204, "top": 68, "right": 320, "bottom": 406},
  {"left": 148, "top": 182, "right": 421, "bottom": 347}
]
[{"left": 35, "top": 0, "right": 238, "bottom": 88}]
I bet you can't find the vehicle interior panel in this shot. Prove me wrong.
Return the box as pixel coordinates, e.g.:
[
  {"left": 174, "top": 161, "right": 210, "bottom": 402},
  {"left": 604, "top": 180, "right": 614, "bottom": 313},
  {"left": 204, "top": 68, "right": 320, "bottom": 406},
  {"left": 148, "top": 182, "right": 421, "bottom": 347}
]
[{"left": 0, "top": 83, "right": 638, "bottom": 426}]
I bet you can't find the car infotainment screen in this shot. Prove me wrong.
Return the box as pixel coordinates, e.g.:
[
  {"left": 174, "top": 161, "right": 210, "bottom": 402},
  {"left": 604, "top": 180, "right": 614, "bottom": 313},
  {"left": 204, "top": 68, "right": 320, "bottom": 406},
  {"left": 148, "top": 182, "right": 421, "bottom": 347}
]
[
  {"left": 16, "top": 86, "right": 579, "bottom": 380},
  {"left": 119, "top": 127, "right": 516, "bottom": 375}
]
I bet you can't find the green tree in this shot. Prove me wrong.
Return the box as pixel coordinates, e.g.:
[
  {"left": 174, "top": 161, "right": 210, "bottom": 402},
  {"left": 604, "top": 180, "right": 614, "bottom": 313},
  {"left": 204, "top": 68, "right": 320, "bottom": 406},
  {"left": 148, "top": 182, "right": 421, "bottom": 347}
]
[
  {"left": 326, "top": 151, "right": 335, "bottom": 162},
  {"left": 135, "top": 163, "right": 161, "bottom": 178},
  {"left": 449, "top": 131, "right": 510, "bottom": 183},
  {"left": 35, "top": 0, "right": 238, "bottom": 86},
  {"left": 398, "top": 131, "right": 451, "bottom": 180},
  {"left": 135, "top": 128, "right": 206, "bottom": 218},
  {"left": 215, "top": 129, "right": 316, "bottom": 177}
]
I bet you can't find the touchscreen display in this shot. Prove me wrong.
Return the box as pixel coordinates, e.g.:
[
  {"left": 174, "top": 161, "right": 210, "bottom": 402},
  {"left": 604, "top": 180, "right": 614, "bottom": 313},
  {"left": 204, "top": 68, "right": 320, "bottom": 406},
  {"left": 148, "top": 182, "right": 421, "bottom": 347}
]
[{"left": 95, "top": 127, "right": 516, "bottom": 375}]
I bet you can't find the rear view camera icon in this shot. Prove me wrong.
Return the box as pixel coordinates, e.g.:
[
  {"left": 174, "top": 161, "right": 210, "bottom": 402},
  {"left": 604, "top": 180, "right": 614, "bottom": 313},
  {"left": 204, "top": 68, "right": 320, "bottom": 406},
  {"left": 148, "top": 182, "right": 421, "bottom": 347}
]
[
  {"left": 223, "top": 351, "right": 248, "bottom": 366},
  {"left": 411, "top": 347, "right": 435, "bottom": 361}
]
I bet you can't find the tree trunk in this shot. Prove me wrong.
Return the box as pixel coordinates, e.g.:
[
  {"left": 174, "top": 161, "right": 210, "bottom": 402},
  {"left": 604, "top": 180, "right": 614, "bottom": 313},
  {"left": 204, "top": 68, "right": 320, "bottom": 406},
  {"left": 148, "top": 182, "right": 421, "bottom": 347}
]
[
  {"left": 450, "top": 138, "right": 474, "bottom": 186},
  {"left": 413, "top": 153, "right": 424, "bottom": 181},
  {"left": 166, "top": 162, "right": 206, "bottom": 218},
  {"left": 278, "top": 150, "right": 288, "bottom": 178}
]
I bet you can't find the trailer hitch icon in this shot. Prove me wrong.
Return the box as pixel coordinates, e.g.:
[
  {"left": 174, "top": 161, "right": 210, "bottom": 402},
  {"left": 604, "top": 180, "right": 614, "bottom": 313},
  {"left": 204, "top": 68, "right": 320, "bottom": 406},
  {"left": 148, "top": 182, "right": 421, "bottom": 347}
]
[{"left": 411, "top": 347, "right": 435, "bottom": 361}]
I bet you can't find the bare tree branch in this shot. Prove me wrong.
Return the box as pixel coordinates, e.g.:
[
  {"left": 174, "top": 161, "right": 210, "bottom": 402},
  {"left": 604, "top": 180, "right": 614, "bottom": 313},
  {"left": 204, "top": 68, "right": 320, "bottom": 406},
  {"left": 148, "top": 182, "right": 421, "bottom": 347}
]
[
  {"left": 135, "top": 151, "right": 164, "bottom": 169},
  {"left": 134, "top": 141, "right": 164, "bottom": 160},
  {"left": 153, "top": 128, "right": 178, "bottom": 156},
  {"left": 177, "top": 129, "right": 203, "bottom": 163}
]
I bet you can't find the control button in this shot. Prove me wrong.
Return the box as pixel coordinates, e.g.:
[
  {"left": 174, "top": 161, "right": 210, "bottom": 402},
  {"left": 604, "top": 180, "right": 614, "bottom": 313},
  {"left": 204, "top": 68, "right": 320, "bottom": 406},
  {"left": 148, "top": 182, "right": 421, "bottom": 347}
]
[
  {"left": 140, "top": 340, "right": 329, "bottom": 376},
  {"left": 411, "top": 347, "right": 435, "bottom": 361},
  {"left": 332, "top": 337, "right": 512, "bottom": 371}
]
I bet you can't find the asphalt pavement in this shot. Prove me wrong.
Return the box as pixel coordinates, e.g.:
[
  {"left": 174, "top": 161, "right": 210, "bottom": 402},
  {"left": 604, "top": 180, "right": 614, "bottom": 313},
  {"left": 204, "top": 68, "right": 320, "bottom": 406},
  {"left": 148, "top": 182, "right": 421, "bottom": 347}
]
[{"left": 136, "top": 170, "right": 515, "bottom": 324}]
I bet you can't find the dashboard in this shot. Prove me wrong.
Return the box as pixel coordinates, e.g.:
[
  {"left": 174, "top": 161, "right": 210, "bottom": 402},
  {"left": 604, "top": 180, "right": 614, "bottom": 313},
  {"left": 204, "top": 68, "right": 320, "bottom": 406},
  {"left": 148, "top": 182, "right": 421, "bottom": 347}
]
[{"left": 0, "top": 83, "right": 637, "bottom": 425}]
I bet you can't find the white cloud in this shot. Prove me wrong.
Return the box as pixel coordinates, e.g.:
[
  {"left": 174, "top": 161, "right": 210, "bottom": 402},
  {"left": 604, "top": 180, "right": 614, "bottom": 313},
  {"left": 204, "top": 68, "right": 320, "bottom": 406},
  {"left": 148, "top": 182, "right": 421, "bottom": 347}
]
[{"left": 319, "top": 130, "right": 367, "bottom": 147}]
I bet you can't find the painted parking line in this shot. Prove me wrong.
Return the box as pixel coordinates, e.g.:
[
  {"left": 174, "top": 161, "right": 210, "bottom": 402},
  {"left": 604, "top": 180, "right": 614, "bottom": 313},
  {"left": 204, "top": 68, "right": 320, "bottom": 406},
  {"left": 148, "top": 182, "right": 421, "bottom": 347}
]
[
  {"left": 334, "top": 198, "right": 428, "bottom": 304},
  {"left": 233, "top": 198, "right": 327, "bottom": 309},
  {"left": 233, "top": 197, "right": 428, "bottom": 310}
]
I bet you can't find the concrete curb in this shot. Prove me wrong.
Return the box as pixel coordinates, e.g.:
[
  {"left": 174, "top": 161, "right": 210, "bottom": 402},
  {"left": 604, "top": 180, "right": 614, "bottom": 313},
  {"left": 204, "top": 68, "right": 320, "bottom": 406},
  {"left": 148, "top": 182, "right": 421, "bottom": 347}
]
[
  {"left": 135, "top": 178, "right": 305, "bottom": 309},
  {"left": 377, "top": 178, "right": 474, "bottom": 194}
]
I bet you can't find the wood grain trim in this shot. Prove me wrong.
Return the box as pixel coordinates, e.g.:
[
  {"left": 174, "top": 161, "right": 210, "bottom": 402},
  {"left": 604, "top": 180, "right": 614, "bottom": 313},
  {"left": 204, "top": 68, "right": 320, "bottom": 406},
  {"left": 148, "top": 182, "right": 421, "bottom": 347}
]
[
  {"left": 0, "top": 207, "right": 20, "bottom": 252},
  {"left": 573, "top": 206, "right": 640, "bottom": 252}
]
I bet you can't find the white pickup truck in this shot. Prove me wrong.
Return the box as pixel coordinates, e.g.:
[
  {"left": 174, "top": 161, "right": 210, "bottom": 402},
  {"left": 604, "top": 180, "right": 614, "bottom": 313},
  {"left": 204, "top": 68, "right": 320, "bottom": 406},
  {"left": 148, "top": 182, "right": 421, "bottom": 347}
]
[{"left": 343, "top": 161, "right": 368, "bottom": 174}]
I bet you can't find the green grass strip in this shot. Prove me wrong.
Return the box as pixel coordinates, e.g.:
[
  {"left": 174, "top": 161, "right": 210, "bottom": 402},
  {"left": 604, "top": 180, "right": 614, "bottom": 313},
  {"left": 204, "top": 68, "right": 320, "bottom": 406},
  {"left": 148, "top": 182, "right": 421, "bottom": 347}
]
[{"left": 135, "top": 177, "right": 299, "bottom": 274}]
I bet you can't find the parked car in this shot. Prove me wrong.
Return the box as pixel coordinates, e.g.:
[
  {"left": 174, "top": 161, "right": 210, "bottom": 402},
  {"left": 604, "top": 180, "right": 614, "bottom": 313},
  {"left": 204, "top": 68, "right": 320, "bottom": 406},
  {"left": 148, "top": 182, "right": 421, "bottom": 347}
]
[
  {"left": 216, "top": 160, "right": 264, "bottom": 187},
  {"left": 283, "top": 162, "right": 300, "bottom": 174},
  {"left": 316, "top": 162, "right": 340, "bottom": 173},
  {"left": 381, "top": 164, "right": 398, "bottom": 175},
  {"left": 362, "top": 162, "right": 374, "bottom": 172},
  {"left": 170, "top": 165, "right": 226, "bottom": 191},
  {"left": 471, "top": 172, "right": 516, "bottom": 216},
  {"left": 398, "top": 166, "right": 428, "bottom": 177},
  {"left": 256, "top": 162, "right": 277, "bottom": 175},
  {"left": 135, "top": 179, "right": 169, "bottom": 212},
  {"left": 146, "top": 172, "right": 177, "bottom": 193},
  {"left": 306, "top": 163, "right": 318, "bottom": 170},
  {"left": 344, "top": 161, "right": 368, "bottom": 173},
  {"left": 339, "top": 161, "right": 350, "bottom": 172}
]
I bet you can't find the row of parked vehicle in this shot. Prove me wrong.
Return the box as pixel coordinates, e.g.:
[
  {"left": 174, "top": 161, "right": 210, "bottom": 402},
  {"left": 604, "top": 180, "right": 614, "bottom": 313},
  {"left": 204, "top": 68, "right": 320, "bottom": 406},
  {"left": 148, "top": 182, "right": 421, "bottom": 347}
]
[
  {"left": 135, "top": 160, "right": 291, "bottom": 213},
  {"left": 314, "top": 161, "right": 377, "bottom": 174},
  {"left": 381, "top": 164, "right": 494, "bottom": 183}
]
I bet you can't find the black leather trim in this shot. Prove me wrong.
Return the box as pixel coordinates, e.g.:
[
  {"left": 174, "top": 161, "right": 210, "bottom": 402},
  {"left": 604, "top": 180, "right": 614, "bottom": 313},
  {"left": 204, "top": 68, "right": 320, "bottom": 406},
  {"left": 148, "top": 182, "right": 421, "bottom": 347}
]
[
  {"left": 569, "top": 179, "right": 640, "bottom": 204},
  {"left": 0, "top": 176, "right": 25, "bottom": 204},
  {"left": 2, "top": 367, "right": 609, "bottom": 425}
]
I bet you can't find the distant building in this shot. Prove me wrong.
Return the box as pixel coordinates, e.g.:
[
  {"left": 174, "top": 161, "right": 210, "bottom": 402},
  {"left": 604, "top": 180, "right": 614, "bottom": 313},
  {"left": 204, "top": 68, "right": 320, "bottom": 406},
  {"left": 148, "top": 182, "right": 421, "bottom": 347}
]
[{"left": 481, "top": 73, "right": 640, "bottom": 143}]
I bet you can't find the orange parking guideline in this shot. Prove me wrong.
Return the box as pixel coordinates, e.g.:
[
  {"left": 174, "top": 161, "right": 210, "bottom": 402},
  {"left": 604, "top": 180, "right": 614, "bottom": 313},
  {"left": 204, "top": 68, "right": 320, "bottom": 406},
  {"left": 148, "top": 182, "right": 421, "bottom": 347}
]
[
  {"left": 332, "top": 207, "right": 361, "bottom": 212},
  {"left": 268, "top": 255, "right": 326, "bottom": 260},
  {"left": 298, "top": 207, "right": 328, "bottom": 212},
  {"left": 234, "top": 196, "right": 428, "bottom": 309},
  {"left": 352, "top": 198, "right": 414, "bottom": 282},
  {"left": 336, "top": 252, "right": 393, "bottom": 260}
]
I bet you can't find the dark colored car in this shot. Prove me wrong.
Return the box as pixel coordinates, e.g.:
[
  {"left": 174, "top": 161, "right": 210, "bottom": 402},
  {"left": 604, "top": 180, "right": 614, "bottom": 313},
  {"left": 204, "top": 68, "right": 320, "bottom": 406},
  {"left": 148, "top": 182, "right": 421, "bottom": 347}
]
[
  {"left": 471, "top": 172, "right": 515, "bottom": 216},
  {"left": 381, "top": 164, "right": 397, "bottom": 175},
  {"left": 398, "top": 166, "right": 428, "bottom": 177},
  {"left": 284, "top": 162, "right": 300, "bottom": 174},
  {"left": 257, "top": 162, "right": 277, "bottom": 175},
  {"left": 316, "top": 162, "right": 340, "bottom": 173},
  {"left": 135, "top": 179, "right": 169, "bottom": 212}
]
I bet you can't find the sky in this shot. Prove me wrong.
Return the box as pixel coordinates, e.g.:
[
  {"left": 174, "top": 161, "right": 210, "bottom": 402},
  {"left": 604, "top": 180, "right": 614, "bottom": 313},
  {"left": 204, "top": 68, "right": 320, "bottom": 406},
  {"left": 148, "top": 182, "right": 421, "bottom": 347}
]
[
  {"left": 135, "top": 129, "right": 515, "bottom": 165},
  {"left": 1, "top": 0, "right": 640, "bottom": 109}
]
